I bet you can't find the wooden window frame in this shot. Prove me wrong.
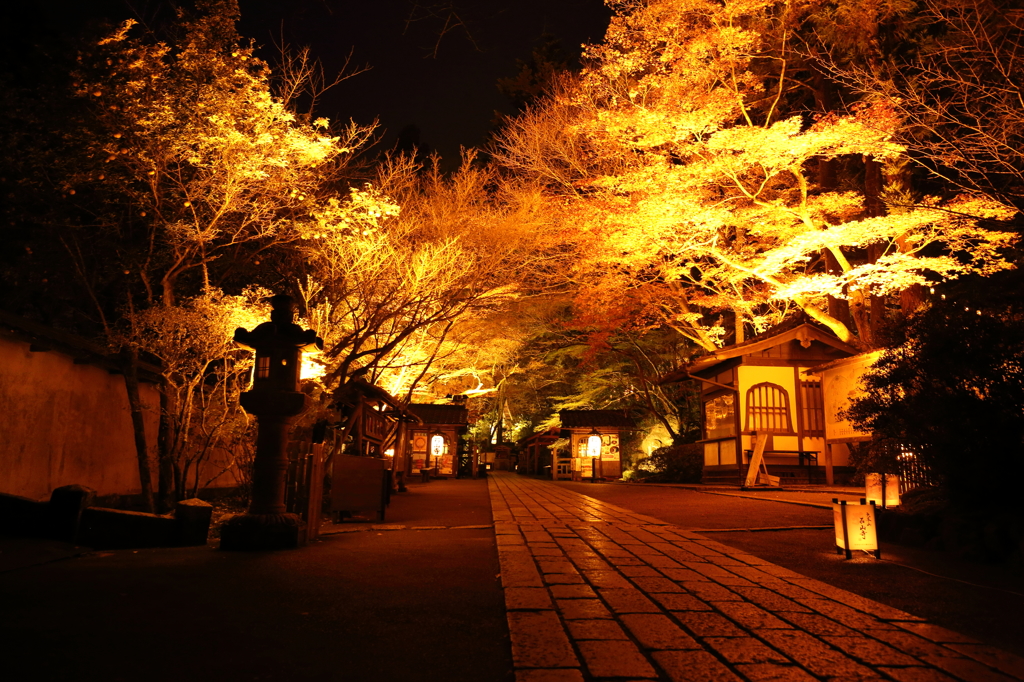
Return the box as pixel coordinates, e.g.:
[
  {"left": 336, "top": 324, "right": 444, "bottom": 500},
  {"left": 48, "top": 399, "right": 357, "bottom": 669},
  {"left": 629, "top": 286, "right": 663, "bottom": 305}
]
[{"left": 744, "top": 382, "right": 794, "bottom": 434}]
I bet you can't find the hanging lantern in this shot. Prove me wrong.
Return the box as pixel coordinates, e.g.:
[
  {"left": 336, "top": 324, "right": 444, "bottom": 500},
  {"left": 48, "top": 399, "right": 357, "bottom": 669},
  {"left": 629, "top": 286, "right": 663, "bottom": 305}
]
[
  {"left": 833, "top": 499, "right": 880, "bottom": 559},
  {"left": 587, "top": 430, "right": 602, "bottom": 459},
  {"left": 865, "top": 473, "right": 900, "bottom": 508},
  {"left": 430, "top": 434, "right": 446, "bottom": 466}
]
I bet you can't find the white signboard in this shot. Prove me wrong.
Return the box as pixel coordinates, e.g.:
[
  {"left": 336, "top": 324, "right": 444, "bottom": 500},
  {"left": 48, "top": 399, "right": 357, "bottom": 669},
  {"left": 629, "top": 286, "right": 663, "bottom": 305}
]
[{"left": 821, "top": 352, "right": 880, "bottom": 443}]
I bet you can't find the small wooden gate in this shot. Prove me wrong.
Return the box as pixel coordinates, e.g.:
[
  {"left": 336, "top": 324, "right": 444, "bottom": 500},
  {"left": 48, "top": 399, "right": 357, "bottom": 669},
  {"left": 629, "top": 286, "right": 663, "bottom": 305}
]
[{"left": 286, "top": 427, "right": 327, "bottom": 543}]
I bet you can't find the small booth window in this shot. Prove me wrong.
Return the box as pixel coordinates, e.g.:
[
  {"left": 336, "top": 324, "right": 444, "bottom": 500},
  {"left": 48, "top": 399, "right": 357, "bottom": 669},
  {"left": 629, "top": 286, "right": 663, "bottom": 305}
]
[
  {"left": 745, "top": 382, "right": 793, "bottom": 433},
  {"left": 256, "top": 356, "right": 271, "bottom": 379},
  {"left": 705, "top": 393, "right": 736, "bottom": 439}
]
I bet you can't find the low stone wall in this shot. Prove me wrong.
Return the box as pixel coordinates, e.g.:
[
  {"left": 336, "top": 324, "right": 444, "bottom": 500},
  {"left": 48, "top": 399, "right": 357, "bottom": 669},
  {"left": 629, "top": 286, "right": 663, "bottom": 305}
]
[{"left": 0, "top": 486, "right": 212, "bottom": 549}]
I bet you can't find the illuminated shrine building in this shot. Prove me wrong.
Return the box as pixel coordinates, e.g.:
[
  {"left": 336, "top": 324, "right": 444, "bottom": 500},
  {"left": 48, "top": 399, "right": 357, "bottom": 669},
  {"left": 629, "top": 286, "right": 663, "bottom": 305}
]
[
  {"left": 406, "top": 403, "right": 470, "bottom": 478},
  {"left": 661, "top": 319, "right": 862, "bottom": 486},
  {"left": 551, "top": 410, "right": 636, "bottom": 482}
]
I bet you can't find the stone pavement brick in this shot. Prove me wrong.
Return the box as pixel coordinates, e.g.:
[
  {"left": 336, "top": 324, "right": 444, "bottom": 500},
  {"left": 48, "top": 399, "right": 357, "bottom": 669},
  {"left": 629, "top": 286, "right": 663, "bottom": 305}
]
[
  {"left": 656, "top": 546, "right": 706, "bottom": 563},
  {"left": 824, "top": 636, "right": 922, "bottom": 666},
  {"left": 515, "top": 668, "right": 585, "bottom": 682},
  {"left": 556, "top": 598, "right": 613, "bottom": 620},
  {"left": 555, "top": 538, "right": 588, "bottom": 550},
  {"left": 524, "top": 530, "right": 554, "bottom": 543},
  {"left": 946, "top": 645, "right": 1024, "bottom": 679},
  {"left": 703, "top": 636, "right": 790, "bottom": 664},
  {"left": 780, "top": 612, "right": 859, "bottom": 638},
  {"left": 537, "top": 558, "right": 579, "bottom": 574},
  {"left": 650, "top": 592, "right": 712, "bottom": 611},
  {"left": 631, "top": 576, "right": 685, "bottom": 593},
  {"left": 674, "top": 611, "right": 746, "bottom": 637},
  {"left": 549, "top": 584, "right": 597, "bottom": 599},
  {"left": 565, "top": 553, "right": 611, "bottom": 571},
  {"left": 642, "top": 555, "right": 684, "bottom": 569},
  {"left": 608, "top": 555, "right": 647, "bottom": 566},
  {"left": 619, "top": 565, "right": 662, "bottom": 577},
  {"left": 630, "top": 545, "right": 667, "bottom": 557},
  {"left": 922, "top": 655, "right": 1018, "bottom": 682},
  {"left": 498, "top": 534, "right": 526, "bottom": 546},
  {"left": 566, "top": 619, "right": 630, "bottom": 640},
  {"left": 544, "top": 573, "right": 586, "bottom": 585},
  {"left": 659, "top": 567, "right": 710, "bottom": 582},
  {"left": 683, "top": 562, "right": 737, "bottom": 578},
  {"left": 495, "top": 522, "right": 521, "bottom": 535},
  {"left": 621, "top": 528, "right": 665, "bottom": 544},
  {"left": 577, "top": 640, "right": 659, "bottom": 679},
  {"left": 878, "top": 666, "right": 959, "bottom": 682},
  {"left": 531, "top": 546, "right": 565, "bottom": 556},
  {"left": 598, "top": 588, "right": 661, "bottom": 614},
  {"left": 766, "top": 581, "right": 822, "bottom": 601},
  {"left": 734, "top": 662, "right": 818, "bottom": 681},
  {"left": 756, "top": 629, "right": 878, "bottom": 679},
  {"left": 727, "top": 565, "right": 787, "bottom": 584},
  {"left": 715, "top": 601, "right": 795, "bottom": 629},
  {"left": 620, "top": 613, "right": 701, "bottom": 651},
  {"left": 508, "top": 611, "right": 579, "bottom": 668},
  {"left": 789, "top": 578, "right": 925, "bottom": 622},
  {"left": 731, "top": 586, "right": 813, "bottom": 612},
  {"left": 729, "top": 553, "right": 774, "bottom": 566},
  {"left": 595, "top": 545, "right": 635, "bottom": 558},
  {"left": 652, "top": 649, "right": 744, "bottom": 682},
  {"left": 583, "top": 570, "right": 633, "bottom": 589},
  {"left": 868, "top": 629, "right": 965, "bottom": 659},
  {"left": 797, "top": 598, "right": 897, "bottom": 631},
  {"left": 682, "top": 580, "right": 741, "bottom": 601},
  {"left": 895, "top": 622, "right": 978, "bottom": 644},
  {"left": 506, "top": 587, "right": 554, "bottom": 610},
  {"left": 500, "top": 548, "right": 545, "bottom": 588}
]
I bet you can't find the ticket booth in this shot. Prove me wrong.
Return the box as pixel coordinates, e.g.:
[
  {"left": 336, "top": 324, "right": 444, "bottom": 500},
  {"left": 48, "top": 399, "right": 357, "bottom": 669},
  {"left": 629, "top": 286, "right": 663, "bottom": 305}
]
[
  {"left": 558, "top": 410, "right": 635, "bottom": 481},
  {"left": 660, "top": 321, "right": 858, "bottom": 486}
]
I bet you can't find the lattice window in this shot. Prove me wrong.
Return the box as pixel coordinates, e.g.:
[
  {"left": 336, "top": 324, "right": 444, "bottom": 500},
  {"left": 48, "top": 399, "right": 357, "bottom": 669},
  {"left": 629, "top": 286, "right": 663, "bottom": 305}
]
[
  {"left": 800, "top": 381, "right": 825, "bottom": 436},
  {"left": 745, "top": 382, "right": 793, "bottom": 433}
]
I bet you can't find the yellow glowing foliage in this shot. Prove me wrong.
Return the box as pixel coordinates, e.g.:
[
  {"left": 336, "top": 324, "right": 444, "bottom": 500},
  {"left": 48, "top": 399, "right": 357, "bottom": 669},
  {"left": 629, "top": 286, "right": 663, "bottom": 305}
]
[{"left": 522, "top": 0, "right": 1018, "bottom": 348}]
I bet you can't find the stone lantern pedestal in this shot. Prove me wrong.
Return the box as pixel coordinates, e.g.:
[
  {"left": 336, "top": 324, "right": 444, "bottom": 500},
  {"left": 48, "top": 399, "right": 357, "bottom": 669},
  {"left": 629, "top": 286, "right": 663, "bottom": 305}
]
[{"left": 220, "top": 294, "right": 323, "bottom": 551}]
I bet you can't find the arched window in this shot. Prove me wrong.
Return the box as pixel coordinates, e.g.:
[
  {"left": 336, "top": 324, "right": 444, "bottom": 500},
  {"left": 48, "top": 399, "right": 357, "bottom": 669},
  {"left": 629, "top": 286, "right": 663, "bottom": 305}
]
[{"left": 745, "top": 382, "right": 793, "bottom": 433}]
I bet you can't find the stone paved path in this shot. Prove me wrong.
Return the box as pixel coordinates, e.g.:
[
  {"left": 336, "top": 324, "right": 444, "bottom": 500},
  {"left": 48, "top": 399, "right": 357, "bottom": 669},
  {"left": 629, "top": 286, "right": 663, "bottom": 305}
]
[{"left": 489, "top": 473, "right": 1024, "bottom": 682}]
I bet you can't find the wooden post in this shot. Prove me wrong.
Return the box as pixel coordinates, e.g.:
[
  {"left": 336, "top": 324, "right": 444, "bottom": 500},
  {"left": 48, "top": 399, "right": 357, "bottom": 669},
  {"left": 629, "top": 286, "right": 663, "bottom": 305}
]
[{"left": 825, "top": 443, "right": 835, "bottom": 485}]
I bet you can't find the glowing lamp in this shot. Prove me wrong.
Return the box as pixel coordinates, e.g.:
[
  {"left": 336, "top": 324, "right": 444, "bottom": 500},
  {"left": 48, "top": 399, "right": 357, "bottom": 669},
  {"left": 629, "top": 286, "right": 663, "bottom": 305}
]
[
  {"left": 832, "top": 499, "right": 880, "bottom": 560},
  {"left": 865, "top": 473, "right": 900, "bottom": 508},
  {"left": 586, "top": 429, "right": 602, "bottom": 459},
  {"left": 430, "top": 433, "right": 445, "bottom": 469}
]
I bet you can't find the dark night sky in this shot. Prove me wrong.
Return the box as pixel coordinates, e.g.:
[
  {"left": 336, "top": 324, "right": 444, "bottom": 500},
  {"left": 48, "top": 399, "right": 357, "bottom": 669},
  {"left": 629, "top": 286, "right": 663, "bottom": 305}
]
[{"left": 4, "top": 0, "right": 613, "bottom": 162}]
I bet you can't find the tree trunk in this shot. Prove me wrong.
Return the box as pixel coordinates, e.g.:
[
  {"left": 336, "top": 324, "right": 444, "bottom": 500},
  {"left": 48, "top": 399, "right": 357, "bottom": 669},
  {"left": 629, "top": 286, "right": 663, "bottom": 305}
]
[
  {"left": 121, "top": 348, "right": 155, "bottom": 513},
  {"left": 158, "top": 386, "right": 176, "bottom": 512}
]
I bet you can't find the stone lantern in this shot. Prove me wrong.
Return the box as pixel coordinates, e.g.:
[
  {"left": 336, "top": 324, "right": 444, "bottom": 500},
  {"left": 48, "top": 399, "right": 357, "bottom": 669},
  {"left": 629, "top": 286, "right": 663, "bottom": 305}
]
[{"left": 220, "top": 294, "right": 323, "bottom": 550}]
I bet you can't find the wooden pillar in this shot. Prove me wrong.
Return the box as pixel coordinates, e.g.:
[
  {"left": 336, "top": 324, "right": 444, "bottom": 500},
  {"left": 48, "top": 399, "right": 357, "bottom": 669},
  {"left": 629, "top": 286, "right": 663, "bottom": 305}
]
[{"left": 825, "top": 443, "right": 835, "bottom": 486}]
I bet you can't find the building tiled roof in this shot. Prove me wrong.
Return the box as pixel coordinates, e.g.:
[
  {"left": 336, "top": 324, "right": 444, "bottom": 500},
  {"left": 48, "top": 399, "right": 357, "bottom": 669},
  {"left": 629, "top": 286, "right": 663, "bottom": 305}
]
[
  {"left": 559, "top": 410, "right": 636, "bottom": 429},
  {"left": 659, "top": 321, "right": 859, "bottom": 384},
  {"left": 408, "top": 403, "right": 470, "bottom": 425}
]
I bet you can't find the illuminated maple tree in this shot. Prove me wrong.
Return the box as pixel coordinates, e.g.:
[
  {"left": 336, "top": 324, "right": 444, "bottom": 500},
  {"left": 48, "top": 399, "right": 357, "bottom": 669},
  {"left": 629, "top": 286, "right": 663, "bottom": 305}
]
[{"left": 497, "top": 0, "right": 1018, "bottom": 350}]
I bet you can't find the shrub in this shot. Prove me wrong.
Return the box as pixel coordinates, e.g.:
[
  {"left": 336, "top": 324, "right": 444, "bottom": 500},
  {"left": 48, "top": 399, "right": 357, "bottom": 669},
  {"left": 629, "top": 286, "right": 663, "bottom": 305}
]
[{"left": 630, "top": 443, "right": 703, "bottom": 483}]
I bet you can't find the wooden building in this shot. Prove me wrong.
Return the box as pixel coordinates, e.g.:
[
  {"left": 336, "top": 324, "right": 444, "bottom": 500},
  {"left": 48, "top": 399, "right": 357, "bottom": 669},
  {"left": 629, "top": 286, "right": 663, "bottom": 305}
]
[
  {"left": 518, "top": 428, "right": 561, "bottom": 477},
  {"left": 661, "top": 321, "right": 858, "bottom": 486},
  {"left": 556, "top": 410, "right": 636, "bottom": 482},
  {"left": 406, "top": 403, "right": 470, "bottom": 477}
]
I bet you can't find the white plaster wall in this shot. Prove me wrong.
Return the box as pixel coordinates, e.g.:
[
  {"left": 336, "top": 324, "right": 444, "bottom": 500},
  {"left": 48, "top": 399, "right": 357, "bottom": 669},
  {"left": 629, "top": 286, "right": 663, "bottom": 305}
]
[{"left": 0, "top": 336, "right": 159, "bottom": 500}]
